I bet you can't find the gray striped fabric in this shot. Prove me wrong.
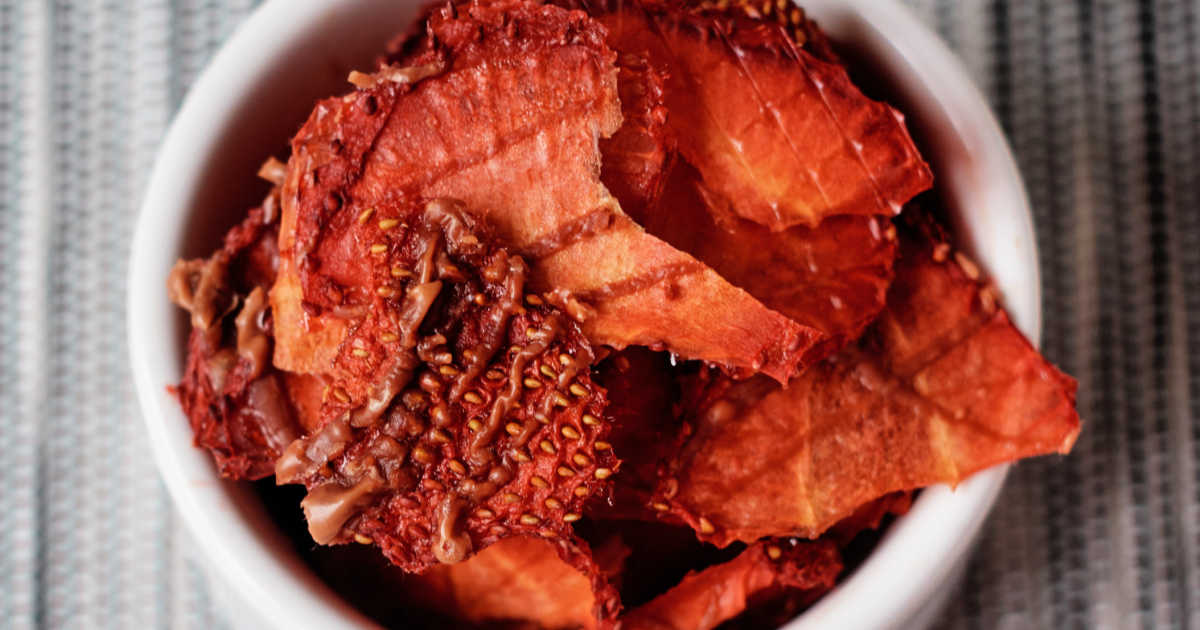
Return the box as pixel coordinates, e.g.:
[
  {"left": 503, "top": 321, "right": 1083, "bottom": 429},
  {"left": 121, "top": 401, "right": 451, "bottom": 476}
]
[{"left": 0, "top": 1, "right": 1195, "bottom": 628}]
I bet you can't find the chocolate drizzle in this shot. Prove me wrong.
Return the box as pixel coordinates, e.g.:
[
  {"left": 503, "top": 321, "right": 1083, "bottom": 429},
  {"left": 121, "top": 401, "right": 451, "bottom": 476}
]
[
  {"left": 234, "top": 286, "right": 271, "bottom": 382},
  {"left": 471, "top": 314, "right": 561, "bottom": 468},
  {"left": 449, "top": 255, "right": 528, "bottom": 403},
  {"left": 243, "top": 375, "right": 301, "bottom": 452},
  {"left": 347, "top": 59, "right": 447, "bottom": 90},
  {"left": 270, "top": 194, "right": 616, "bottom": 574},
  {"left": 576, "top": 261, "right": 707, "bottom": 302},
  {"left": 276, "top": 414, "right": 353, "bottom": 483},
  {"left": 520, "top": 203, "right": 620, "bottom": 259},
  {"left": 168, "top": 256, "right": 229, "bottom": 333},
  {"left": 433, "top": 495, "right": 471, "bottom": 563},
  {"left": 170, "top": 199, "right": 302, "bottom": 481},
  {"left": 350, "top": 354, "right": 420, "bottom": 428},
  {"left": 303, "top": 476, "right": 384, "bottom": 545}
]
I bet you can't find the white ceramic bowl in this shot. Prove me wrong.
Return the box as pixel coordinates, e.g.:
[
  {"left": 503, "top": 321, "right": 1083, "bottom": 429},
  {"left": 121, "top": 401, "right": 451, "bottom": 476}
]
[{"left": 128, "top": 0, "right": 1037, "bottom": 628}]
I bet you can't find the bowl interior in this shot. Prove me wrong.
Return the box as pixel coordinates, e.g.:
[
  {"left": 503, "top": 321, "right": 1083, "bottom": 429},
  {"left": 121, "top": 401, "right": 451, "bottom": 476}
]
[{"left": 128, "top": 1, "right": 1037, "bottom": 629}]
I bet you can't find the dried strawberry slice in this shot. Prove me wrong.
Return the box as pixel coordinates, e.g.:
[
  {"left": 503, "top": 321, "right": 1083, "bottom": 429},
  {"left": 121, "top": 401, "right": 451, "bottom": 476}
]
[
  {"left": 647, "top": 215, "right": 1080, "bottom": 546},
  {"left": 175, "top": 327, "right": 300, "bottom": 480},
  {"left": 583, "top": 4, "right": 899, "bottom": 351},
  {"left": 577, "top": 0, "right": 933, "bottom": 230},
  {"left": 600, "top": 53, "right": 674, "bottom": 220},
  {"left": 270, "top": 196, "right": 621, "bottom": 622},
  {"left": 393, "top": 515, "right": 840, "bottom": 629},
  {"left": 620, "top": 539, "right": 841, "bottom": 630},
  {"left": 635, "top": 160, "right": 898, "bottom": 349},
  {"left": 826, "top": 491, "right": 913, "bottom": 547},
  {"left": 170, "top": 196, "right": 304, "bottom": 480},
  {"left": 271, "top": 0, "right": 825, "bottom": 384},
  {"left": 666, "top": 0, "right": 840, "bottom": 63},
  {"left": 401, "top": 535, "right": 612, "bottom": 629}
]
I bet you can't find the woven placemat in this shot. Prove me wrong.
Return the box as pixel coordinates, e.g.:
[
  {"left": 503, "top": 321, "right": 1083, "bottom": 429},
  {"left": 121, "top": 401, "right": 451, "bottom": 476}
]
[{"left": 1, "top": 1, "right": 1196, "bottom": 628}]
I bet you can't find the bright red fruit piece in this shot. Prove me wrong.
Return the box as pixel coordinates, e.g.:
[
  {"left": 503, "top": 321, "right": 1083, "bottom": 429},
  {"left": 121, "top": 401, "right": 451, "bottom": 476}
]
[{"left": 649, "top": 216, "right": 1080, "bottom": 545}]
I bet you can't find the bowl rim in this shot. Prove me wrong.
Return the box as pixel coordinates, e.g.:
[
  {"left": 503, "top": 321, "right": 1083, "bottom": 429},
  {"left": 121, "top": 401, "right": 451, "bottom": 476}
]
[
  {"left": 783, "top": 0, "right": 1034, "bottom": 627},
  {"left": 127, "top": 1, "right": 387, "bottom": 627},
  {"left": 128, "top": 1, "right": 1036, "bottom": 628}
]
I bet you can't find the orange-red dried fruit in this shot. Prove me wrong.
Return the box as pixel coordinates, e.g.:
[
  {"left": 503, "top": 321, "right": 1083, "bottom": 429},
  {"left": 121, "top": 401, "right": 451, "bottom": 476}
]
[
  {"left": 650, "top": 215, "right": 1080, "bottom": 546},
  {"left": 402, "top": 536, "right": 608, "bottom": 629},
  {"left": 600, "top": 53, "right": 674, "bottom": 220},
  {"left": 580, "top": 3, "right": 901, "bottom": 354},
  {"left": 827, "top": 491, "right": 913, "bottom": 546},
  {"left": 271, "top": 0, "right": 825, "bottom": 383},
  {"left": 269, "top": 196, "right": 620, "bottom": 623},
  {"left": 634, "top": 160, "right": 898, "bottom": 350},
  {"left": 163, "top": 4, "right": 1088, "bottom": 627},
  {"left": 620, "top": 539, "right": 841, "bottom": 630},
  {"left": 577, "top": 0, "right": 933, "bottom": 230},
  {"left": 682, "top": 0, "right": 841, "bottom": 63},
  {"left": 171, "top": 204, "right": 303, "bottom": 480}
]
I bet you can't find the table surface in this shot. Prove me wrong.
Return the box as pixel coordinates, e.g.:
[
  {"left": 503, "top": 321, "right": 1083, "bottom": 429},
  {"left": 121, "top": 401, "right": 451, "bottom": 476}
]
[{"left": 2, "top": 1, "right": 1198, "bottom": 628}]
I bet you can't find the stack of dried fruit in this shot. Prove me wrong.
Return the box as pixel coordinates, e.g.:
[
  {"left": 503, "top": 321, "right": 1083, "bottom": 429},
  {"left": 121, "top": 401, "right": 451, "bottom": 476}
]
[{"left": 167, "top": 0, "right": 1080, "bottom": 627}]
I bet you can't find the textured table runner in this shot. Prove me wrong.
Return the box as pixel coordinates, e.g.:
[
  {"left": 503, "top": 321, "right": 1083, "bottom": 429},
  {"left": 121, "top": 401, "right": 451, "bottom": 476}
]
[{"left": 1, "top": 1, "right": 1196, "bottom": 628}]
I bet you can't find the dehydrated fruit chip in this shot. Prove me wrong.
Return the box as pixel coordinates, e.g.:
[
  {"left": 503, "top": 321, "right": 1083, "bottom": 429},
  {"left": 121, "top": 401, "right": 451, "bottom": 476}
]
[
  {"left": 585, "top": 3, "right": 904, "bottom": 353},
  {"left": 650, "top": 216, "right": 1080, "bottom": 545},
  {"left": 164, "top": 3, "right": 1082, "bottom": 627},
  {"left": 170, "top": 201, "right": 303, "bottom": 480},
  {"left": 581, "top": 0, "right": 933, "bottom": 230},
  {"left": 271, "top": 0, "right": 826, "bottom": 383},
  {"left": 620, "top": 539, "right": 841, "bottom": 630},
  {"left": 403, "top": 536, "right": 606, "bottom": 629},
  {"left": 633, "top": 160, "right": 898, "bottom": 350},
  {"left": 400, "top": 526, "right": 840, "bottom": 630},
  {"left": 599, "top": 52, "right": 675, "bottom": 220},
  {"left": 270, "top": 196, "right": 620, "bottom": 621}
]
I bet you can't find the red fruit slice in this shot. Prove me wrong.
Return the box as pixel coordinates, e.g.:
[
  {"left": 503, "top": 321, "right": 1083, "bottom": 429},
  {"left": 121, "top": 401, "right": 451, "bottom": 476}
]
[
  {"left": 582, "top": 6, "right": 898, "bottom": 352},
  {"left": 649, "top": 216, "right": 1080, "bottom": 546},
  {"left": 403, "top": 536, "right": 609, "bottom": 629},
  {"left": 584, "top": 0, "right": 933, "bottom": 230},
  {"left": 269, "top": 195, "right": 621, "bottom": 623},
  {"left": 635, "top": 160, "right": 898, "bottom": 349},
  {"left": 620, "top": 539, "right": 841, "bottom": 630},
  {"left": 170, "top": 201, "right": 304, "bottom": 480},
  {"left": 271, "top": 0, "right": 825, "bottom": 383},
  {"left": 826, "top": 491, "right": 913, "bottom": 546}
]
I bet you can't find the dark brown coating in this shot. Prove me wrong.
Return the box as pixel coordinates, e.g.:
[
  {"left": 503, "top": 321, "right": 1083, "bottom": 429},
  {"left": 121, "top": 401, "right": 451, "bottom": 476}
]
[
  {"left": 170, "top": 204, "right": 303, "bottom": 480},
  {"left": 270, "top": 196, "right": 621, "bottom": 623},
  {"left": 576, "top": 0, "right": 901, "bottom": 355}
]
